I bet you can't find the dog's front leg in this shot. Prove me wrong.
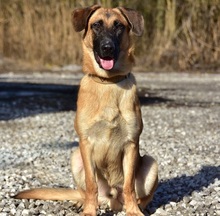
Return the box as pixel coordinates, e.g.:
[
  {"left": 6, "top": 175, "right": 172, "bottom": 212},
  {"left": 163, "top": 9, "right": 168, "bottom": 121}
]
[
  {"left": 80, "top": 139, "right": 98, "bottom": 216},
  {"left": 123, "top": 143, "right": 144, "bottom": 216}
]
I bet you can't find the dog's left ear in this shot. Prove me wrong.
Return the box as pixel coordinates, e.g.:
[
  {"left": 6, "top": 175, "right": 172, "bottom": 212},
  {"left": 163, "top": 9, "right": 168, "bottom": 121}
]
[
  {"left": 72, "top": 5, "right": 101, "bottom": 32},
  {"left": 118, "top": 7, "right": 144, "bottom": 37}
]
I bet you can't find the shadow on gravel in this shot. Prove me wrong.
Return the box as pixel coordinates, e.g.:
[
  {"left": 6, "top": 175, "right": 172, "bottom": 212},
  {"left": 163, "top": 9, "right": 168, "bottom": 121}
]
[
  {"left": 42, "top": 141, "right": 79, "bottom": 150},
  {"left": 150, "top": 165, "right": 220, "bottom": 209},
  {"left": 0, "top": 82, "right": 171, "bottom": 121},
  {"left": 2, "top": 82, "right": 217, "bottom": 121},
  {"left": 0, "top": 82, "right": 78, "bottom": 120}
]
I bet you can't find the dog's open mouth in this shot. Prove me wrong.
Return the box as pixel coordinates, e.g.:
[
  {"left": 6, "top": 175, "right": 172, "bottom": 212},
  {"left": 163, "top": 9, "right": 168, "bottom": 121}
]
[
  {"left": 95, "top": 53, "right": 114, "bottom": 70},
  {"left": 100, "top": 57, "right": 114, "bottom": 70}
]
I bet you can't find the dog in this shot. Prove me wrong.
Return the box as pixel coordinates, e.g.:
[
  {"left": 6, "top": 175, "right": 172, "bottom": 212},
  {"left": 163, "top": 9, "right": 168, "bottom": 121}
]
[{"left": 14, "top": 5, "right": 158, "bottom": 216}]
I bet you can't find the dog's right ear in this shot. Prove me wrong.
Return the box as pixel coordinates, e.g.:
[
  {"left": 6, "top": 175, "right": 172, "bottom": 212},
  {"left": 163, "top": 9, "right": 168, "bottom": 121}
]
[
  {"left": 72, "top": 5, "right": 101, "bottom": 32},
  {"left": 117, "top": 7, "right": 144, "bottom": 37}
]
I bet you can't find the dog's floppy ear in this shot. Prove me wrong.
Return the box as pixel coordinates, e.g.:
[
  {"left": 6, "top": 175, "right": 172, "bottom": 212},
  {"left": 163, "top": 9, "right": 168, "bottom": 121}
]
[
  {"left": 118, "top": 7, "right": 144, "bottom": 37},
  {"left": 72, "top": 5, "right": 101, "bottom": 32}
]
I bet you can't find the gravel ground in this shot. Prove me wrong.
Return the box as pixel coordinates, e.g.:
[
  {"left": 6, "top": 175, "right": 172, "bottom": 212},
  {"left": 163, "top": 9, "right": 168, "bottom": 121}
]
[{"left": 0, "top": 71, "right": 219, "bottom": 216}]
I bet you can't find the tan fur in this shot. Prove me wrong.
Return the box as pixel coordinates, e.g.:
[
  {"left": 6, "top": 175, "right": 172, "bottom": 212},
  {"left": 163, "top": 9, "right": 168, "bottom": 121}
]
[{"left": 14, "top": 5, "right": 158, "bottom": 216}]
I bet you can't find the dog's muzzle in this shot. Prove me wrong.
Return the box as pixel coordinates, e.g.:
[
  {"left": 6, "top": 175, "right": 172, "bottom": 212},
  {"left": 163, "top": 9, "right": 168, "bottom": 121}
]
[{"left": 94, "top": 38, "right": 119, "bottom": 71}]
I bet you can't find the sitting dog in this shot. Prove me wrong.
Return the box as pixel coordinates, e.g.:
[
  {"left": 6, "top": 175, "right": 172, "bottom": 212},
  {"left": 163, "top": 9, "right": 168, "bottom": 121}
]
[{"left": 14, "top": 5, "right": 158, "bottom": 216}]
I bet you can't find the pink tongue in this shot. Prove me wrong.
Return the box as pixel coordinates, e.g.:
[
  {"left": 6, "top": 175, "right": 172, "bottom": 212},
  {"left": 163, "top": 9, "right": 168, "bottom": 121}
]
[{"left": 100, "top": 58, "right": 114, "bottom": 70}]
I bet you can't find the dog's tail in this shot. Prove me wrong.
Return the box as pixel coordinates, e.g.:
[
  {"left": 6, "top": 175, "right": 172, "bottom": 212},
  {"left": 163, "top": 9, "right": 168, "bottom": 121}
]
[{"left": 13, "top": 188, "right": 85, "bottom": 202}]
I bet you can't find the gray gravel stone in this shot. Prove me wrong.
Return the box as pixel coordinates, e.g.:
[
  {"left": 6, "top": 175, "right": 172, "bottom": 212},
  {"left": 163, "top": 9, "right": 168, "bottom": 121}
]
[{"left": 0, "top": 72, "right": 220, "bottom": 215}]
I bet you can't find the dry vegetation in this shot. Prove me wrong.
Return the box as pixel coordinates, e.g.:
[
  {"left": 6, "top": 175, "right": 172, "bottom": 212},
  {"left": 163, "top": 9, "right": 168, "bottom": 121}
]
[{"left": 0, "top": 0, "right": 220, "bottom": 71}]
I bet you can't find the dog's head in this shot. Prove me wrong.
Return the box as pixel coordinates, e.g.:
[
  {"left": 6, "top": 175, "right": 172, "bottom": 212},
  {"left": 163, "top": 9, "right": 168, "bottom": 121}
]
[{"left": 72, "top": 5, "right": 144, "bottom": 77}]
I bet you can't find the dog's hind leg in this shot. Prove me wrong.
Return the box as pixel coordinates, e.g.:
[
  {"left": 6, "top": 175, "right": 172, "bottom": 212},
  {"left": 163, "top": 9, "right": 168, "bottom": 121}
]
[{"left": 135, "top": 155, "right": 158, "bottom": 210}]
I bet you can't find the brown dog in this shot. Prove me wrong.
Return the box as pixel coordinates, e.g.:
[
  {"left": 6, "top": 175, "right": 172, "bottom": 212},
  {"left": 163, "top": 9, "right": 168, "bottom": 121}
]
[{"left": 14, "top": 5, "right": 158, "bottom": 216}]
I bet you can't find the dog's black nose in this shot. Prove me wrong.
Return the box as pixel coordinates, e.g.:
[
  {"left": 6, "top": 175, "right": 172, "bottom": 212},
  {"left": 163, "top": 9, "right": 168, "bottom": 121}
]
[{"left": 100, "top": 40, "right": 115, "bottom": 57}]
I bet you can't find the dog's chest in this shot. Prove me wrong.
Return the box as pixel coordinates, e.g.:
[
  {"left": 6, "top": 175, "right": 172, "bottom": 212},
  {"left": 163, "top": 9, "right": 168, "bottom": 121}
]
[
  {"left": 81, "top": 78, "right": 140, "bottom": 146},
  {"left": 88, "top": 108, "right": 129, "bottom": 185},
  {"left": 87, "top": 107, "right": 128, "bottom": 146}
]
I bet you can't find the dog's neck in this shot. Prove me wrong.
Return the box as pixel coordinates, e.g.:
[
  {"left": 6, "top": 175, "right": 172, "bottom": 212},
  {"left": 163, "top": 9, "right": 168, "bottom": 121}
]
[{"left": 88, "top": 73, "right": 130, "bottom": 84}]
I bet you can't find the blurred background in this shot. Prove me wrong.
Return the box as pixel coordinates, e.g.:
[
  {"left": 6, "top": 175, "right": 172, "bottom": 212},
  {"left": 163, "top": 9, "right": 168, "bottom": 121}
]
[{"left": 0, "top": 0, "right": 220, "bottom": 72}]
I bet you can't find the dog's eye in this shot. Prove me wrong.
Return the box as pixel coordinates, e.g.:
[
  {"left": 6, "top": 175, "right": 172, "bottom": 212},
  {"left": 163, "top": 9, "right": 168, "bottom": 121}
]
[
  {"left": 114, "top": 20, "right": 125, "bottom": 30},
  {"left": 91, "top": 20, "right": 103, "bottom": 30},
  {"left": 113, "top": 20, "right": 125, "bottom": 35}
]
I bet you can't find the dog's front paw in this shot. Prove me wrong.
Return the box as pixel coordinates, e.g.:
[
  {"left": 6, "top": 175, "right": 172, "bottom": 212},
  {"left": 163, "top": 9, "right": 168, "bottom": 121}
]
[
  {"left": 81, "top": 211, "right": 96, "bottom": 216},
  {"left": 126, "top": 211, "right": 144, "bottom": 216},
  {"left": 126, "top": 205, "right": 144, "bottom": 216},
  {"left": 81, "top": 204, "right": 97, "bottom": 216},
  {"left": 81, "top": 213, "right": 96, "bottom": 216}
]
